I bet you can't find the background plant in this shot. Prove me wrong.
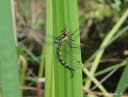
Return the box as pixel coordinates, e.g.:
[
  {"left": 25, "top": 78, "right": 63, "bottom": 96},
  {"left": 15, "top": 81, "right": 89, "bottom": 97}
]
[
  {"left": 0, "top": 0, "right": 21, "bottom": 97},
  {"left": 0, "top": 0, "right": 128, "bottom": 97}
]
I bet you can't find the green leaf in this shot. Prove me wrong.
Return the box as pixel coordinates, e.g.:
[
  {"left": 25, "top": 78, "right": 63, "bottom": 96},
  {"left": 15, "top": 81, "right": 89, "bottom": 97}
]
[
  {"left": 87, "top": 94, "right": 95, "bottom": 97},
  {"left": 44, "top": 0, "right": 83, "bottom": 97},
  {"left": 85, "top": 9, "right": 128, "bottom": 89},
  {"left": 114, "top": 63, "right": 128, "bottom": 97},
  {"left": 0, "top": 0, "right": 22, "bottom": 97}
]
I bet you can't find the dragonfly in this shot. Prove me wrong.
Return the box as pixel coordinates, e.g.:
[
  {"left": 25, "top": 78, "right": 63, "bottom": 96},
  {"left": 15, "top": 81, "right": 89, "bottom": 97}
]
[
  {"left": 54, "top": 28, "right": 83, "bottom": 77},
  {"left": 19, "top": 25, "right": 83, "bottom": 77}
]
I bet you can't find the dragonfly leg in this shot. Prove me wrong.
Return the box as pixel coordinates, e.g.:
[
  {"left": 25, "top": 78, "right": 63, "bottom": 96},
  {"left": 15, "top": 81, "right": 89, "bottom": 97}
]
[
  {"left": 67, "top": 42, "right": 80, "bottom": 48},
  {"left": 71, "top": 28, "right": 80, "bottom": 36},
  {"left": 71, "top": 70, "right": 74, "bottom": 78}
]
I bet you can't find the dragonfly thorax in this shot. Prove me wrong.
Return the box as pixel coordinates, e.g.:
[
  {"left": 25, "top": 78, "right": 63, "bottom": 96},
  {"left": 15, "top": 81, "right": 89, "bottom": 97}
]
[{"left": 55, "top": 38, "right": 60, "bottom": 44}]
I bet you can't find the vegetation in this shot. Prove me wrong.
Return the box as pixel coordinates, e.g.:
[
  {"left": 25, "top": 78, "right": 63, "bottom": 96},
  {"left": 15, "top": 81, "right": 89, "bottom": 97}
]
[
  {"left": 44, "top": 0, "right": 83, "bottom": 97},
  {"left": 0, "top": 0, "right": 21, "bottom": 97},
  {"left": 0, "top": 0, "right": 128, "bottom": 97}
]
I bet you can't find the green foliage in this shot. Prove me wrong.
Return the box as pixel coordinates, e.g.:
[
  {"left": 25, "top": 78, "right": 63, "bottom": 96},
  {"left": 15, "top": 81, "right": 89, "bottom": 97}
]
[
  {"left": 3, "top": 0, "right": 128, "bottom": 96},
  {"left": 85, "top": 9, "right": 128, "bottom": 89},
  {"left": 0, "top": 0, "right": 21, "bottom": 97},
  {"left": 84, "top": 0, "right": 112, "bottom": 21},
  {"left": 44, "top": 0, "right": 83, "bottom": 97},
  {"left": 95, "top": 61, "right": 128, "bottom": 77},
  {"left": 87, "top": 94, "right": 94, "bottom": 97},
  {"left": 114, "top": 63, "right": 128, "bottom": 97},
  {"left": 111, "top": 0, "right": 121, "bottom": 12},
  {"left": 17, "top": 46, "right": 24, "bottom": 56}
]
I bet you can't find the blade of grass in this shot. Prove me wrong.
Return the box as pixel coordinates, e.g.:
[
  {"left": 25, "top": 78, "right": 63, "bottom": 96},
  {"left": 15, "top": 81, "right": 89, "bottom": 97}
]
[
  {"left": 0, "top": 0, "right": 22, "bottom": 97},
  {"left": 95, "top": 60, "right": 128, "bottom": 77},
  {"left": 38, "top": 53, "right": 45, "bottom": 78},
  {"left": 83, "top": 60, "right": 128, "bottom": 84},
  {"left": 84, "top": 26, "right": 128, "bottom": 65},
  {"left": 85, "top": 9, "right": 128, "bottom": 89},
  {"left": 19, "top": 55, "right": 27, "bottom": 86},
  {"left": 44, "top": 0, "right": 83, "bottom": 97},
  {"left": 91, "top": 69, "right": 118, "bottom": 90},
  {"left": 87, "top": 94, "right": 95, "bottom": 97},
  {"left": 44, "top": 0, "right": 55, "bottom": 97},
  {"left": 21, "top": 45, "right": 39, "bottom": 63},
  {"left": 83, "top": 67, "right": 110, "bottom": 97},
  {"left": 53, "top": 0, "right": 83, "bottom": 97},
  {"left": 114, "top": 61, "right": 128, "bottom": 97},
  {"left": 83, "top": 26, "right": 128, "bottom": 85}
]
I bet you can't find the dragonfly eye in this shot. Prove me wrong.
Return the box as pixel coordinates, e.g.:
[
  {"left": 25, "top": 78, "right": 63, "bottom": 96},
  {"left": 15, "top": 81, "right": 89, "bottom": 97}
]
[
  {"left": 63, "top": 32, "right": 68, "bottom": 36},
  {"left": 65, "top": 29, "right": 69, "bottom": 32}
]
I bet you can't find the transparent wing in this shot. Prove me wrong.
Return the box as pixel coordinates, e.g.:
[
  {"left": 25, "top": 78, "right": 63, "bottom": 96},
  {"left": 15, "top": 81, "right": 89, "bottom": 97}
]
[
  {"left": 20, "top": 25, "right": 87, "bottom": 48},
  {"left": 21, "top": 25, "right": 55, "bottom": 43},
  {"left": 20, "top": 25, "right": 87, "bottom": 67}
]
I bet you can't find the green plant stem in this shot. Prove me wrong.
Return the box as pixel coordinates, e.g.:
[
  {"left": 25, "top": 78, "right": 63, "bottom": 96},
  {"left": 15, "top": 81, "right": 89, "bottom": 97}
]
[
  {"left": 91, "top": 69, "right": 118, "bottom": 91},
  {"left": 38, "top": 51, "right": 45, "bottom": 78},
  {"left": 83, "top": 67, "right": 110, "bottom": 97},
  {"left": 19, "top": 55, "right": 28, "bottom": 86},
  {"left": 85, "top": 9, "right": 128, "bottom": 89},
  {"left": 87, "top": 94, "right": 95, "bottom": 97},
  {"left": 44, "top": 0, "right": 55, "bottom": 97},
  {"left": 84, "top": 26, "right": 128, "bottom": 65},
  {"left": 44, "top": 0, "right": 83, "bottom": 97},
  {"left": 83, "top": 26, "right": 128, "bottom": 84},
  {"left": 114, "top": 62, "right": 128, "bottom": 97},
  {"left": 95, "top": 61, "right": 128, "bottom": 77},
  {"left": 22, "top": 46, "right": 39, "bottom": 63},
  {"left": 83, "top": 61, "right": 127, "bottom": 84}
]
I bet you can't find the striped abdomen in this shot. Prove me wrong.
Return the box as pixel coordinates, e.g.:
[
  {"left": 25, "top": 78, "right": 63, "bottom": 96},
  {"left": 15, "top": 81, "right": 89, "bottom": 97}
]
[{"left": 56, "top": 44, "right": 74, "bottom": 72}]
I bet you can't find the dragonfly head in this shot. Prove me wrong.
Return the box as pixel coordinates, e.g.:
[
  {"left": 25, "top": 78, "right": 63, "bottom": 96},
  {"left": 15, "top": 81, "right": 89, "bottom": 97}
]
[{"left": 62, "top": 28, "right": 70, "bottom": 36}]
